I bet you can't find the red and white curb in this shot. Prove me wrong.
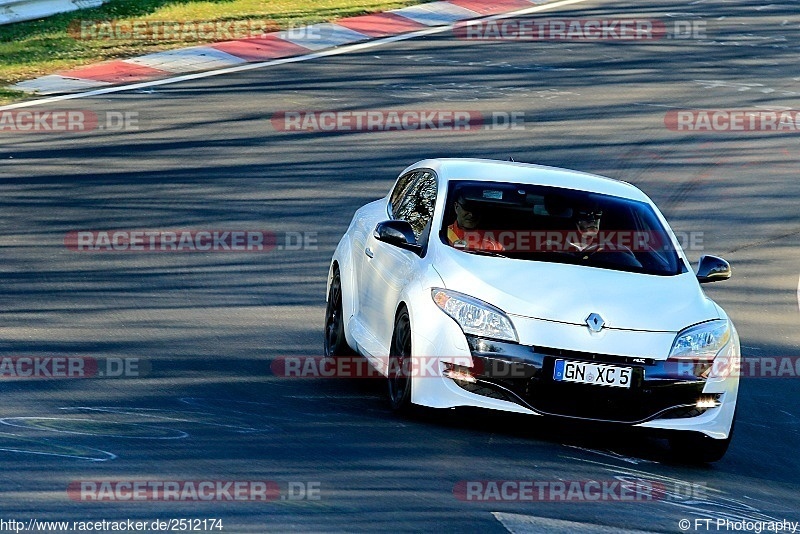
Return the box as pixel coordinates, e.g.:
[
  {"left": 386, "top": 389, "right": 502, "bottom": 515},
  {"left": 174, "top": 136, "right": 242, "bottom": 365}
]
[{"left": 10, "top": 0, "right": 546, "bottom": 95}]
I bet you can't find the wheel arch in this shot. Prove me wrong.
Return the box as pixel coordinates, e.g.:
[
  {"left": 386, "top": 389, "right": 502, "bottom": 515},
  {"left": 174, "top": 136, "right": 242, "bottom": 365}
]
[{"left": 329, "top": 235, "right": 357, "bottom": 329}]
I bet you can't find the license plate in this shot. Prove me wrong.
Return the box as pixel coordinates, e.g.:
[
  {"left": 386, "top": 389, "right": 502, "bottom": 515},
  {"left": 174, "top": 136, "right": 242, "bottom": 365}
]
[{"left": 553, "top": 360, "right": 632, "bottom": 388}]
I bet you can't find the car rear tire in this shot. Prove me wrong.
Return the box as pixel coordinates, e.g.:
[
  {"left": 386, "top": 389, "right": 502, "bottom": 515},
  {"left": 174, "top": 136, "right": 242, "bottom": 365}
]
[
  {"left": 324, "top": 268, "right": 354, "bottom": 358},
  {"left": 387, "top": 310, "right": 413, "bottom": 413}
]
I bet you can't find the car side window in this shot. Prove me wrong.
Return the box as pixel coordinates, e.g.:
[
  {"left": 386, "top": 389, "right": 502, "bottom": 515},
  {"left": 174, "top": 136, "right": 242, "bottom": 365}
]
[
  {"left": 388, "top": 171, "right": 418, "bottom": 218},
  {"left": 393, "top": 171, "right": 437, "bottom": 239}
]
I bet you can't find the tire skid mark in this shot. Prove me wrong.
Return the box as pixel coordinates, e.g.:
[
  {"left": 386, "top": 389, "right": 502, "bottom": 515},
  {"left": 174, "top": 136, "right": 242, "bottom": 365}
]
[
  {"left": 0, "top": 432, "right": 116, "bottom": 461},
  {"left": 0, "top": 417, "right": 187, "bottom": 439},
  {"left": 724, "top": 226, "right": 800, "bottom": 254},
  {"left": 563, "top": 444, "right": 656, "bottom": 465},
  {"left": 179, "top": 396, "right": 313, "bottom": 423},
  {"left": 60, "top": 406, "right": 269, "bottom": 434},
  {"left": 562, "top": 456, "right": 781, "bottom": 523},
  {"left": 179, "top": 396, "right": 410, "bottom": 429}
]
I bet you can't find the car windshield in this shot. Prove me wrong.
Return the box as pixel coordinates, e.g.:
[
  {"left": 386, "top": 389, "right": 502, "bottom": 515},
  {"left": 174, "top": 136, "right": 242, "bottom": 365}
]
[{"left": 441, "top": 180, "right": 684, "bottom": 276}]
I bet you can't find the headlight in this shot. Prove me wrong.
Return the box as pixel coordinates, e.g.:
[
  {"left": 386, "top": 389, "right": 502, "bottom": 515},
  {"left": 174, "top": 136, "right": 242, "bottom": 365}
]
[
  {"left": 431, "top": 288, "right": 518, "bottom": 342},
  {"left": 668, "top": 320, "right": 731, "bottom": 361}
]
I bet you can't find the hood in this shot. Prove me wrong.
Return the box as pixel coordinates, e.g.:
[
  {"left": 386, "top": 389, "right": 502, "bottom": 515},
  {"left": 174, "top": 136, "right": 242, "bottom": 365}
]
[{"left": 432, "top": 247, "right": 719, "bottom": 333}]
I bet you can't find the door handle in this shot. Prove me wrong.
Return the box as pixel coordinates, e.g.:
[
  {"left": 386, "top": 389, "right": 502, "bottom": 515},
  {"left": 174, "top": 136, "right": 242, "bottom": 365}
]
[{"left": 364, "top": 248, "right": 374, "bottom": 258}]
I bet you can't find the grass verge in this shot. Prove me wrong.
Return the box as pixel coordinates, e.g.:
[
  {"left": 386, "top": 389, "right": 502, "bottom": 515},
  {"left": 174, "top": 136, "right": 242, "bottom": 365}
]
[{"left": 0, "top": 0, "right": 428, "bottom": 105}]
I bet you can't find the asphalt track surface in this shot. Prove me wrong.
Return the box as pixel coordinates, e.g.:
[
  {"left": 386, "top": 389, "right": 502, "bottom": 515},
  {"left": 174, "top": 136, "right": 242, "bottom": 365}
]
[{"left": 1, "top": 0, "right": 799, "bottom": 532}]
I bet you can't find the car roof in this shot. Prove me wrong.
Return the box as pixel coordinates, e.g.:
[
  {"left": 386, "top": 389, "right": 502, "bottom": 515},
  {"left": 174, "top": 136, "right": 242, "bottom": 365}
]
[{"left": 410, "top": 158, "right": 650, "bottom": 203}]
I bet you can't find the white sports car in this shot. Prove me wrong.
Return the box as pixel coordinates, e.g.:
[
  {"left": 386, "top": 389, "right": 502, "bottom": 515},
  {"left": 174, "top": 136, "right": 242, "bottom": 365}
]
[{"left": 325, "top": 158, "right": 739, "bottom": 462}]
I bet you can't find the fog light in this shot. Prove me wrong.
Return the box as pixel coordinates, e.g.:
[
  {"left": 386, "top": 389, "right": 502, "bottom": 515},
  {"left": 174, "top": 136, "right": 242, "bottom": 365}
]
[
  {"left": 443, "top": 363, "right": 476, "bottom": 383},
  {"left": 696, "top": 395, "right": 721, "bottom": 409}
]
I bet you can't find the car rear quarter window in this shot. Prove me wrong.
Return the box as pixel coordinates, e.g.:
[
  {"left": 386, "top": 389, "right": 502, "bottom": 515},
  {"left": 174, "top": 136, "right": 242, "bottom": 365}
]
[
  {"left": 389, "top": 171, "right": 418, "bottom": 218},
  {"left": 393, "top": 171, "right": 437, "bottom": 239}
]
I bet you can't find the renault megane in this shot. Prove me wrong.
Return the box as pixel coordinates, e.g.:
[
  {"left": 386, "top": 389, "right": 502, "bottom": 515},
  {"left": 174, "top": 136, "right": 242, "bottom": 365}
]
[{"left": 324, "top": 158, "right": 739, "bottom": 462}]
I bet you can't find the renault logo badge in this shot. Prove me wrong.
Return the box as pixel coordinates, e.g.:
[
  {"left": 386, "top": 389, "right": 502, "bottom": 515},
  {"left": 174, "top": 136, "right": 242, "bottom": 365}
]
[{"left": 586, "top": 313, "right": 605, "bottom": 333}]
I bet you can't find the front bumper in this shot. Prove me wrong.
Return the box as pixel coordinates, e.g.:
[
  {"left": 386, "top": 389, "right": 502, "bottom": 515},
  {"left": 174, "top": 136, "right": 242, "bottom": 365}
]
[
  {"left": 459, "top": 336, "right": 728, "bottom": 424},
  {"left": 408, "top": 297, "right": 738, "bottom": 439}
]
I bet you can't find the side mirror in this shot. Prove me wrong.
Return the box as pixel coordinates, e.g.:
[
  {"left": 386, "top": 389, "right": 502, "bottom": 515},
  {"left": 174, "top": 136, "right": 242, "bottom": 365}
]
[
  {"left": 374, "top": 220, "right": 423, "bottom": 256},
  {"left": 696, "top": 255, "right": 731, "bottom": 283}
]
